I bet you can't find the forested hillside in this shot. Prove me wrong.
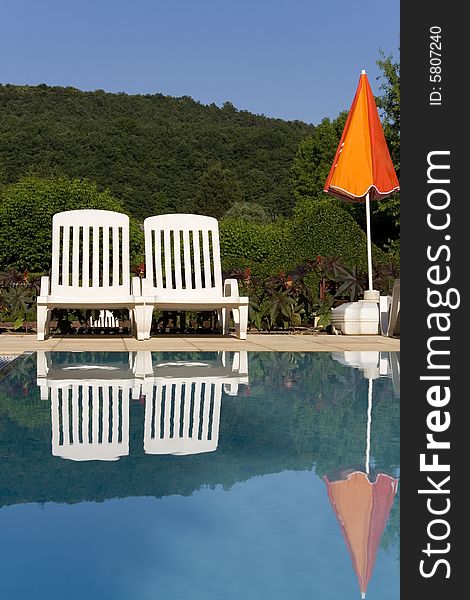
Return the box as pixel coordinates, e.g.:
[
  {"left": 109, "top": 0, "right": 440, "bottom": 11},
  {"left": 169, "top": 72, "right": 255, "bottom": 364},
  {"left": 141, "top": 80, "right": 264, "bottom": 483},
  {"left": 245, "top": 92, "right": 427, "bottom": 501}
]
[{"left": 0, "top": 84, "right": 314, "bottom": 219}]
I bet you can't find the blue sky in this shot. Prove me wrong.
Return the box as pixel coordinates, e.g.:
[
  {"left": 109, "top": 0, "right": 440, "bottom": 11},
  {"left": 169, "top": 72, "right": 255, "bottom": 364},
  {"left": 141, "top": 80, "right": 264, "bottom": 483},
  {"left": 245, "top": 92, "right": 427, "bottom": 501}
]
[{"left": 1, "top": 0, "right": 399, "bottom": 124}]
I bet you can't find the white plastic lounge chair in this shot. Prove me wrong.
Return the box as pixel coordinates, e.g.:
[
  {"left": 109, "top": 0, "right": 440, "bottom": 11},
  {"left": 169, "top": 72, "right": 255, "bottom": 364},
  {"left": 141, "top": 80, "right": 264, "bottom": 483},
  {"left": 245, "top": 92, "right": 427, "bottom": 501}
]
[
  {"left": 36, "top": 209, "right": 148, "bottom": 340},
  {"left": 136, "top": 214, "right": 249, "bottom": 339},
  {"left": 379, "top": 279, "right": 400, "bottom": 337},
  {"left": 37, "top": 351, "right": 142, "bottom": 461}
]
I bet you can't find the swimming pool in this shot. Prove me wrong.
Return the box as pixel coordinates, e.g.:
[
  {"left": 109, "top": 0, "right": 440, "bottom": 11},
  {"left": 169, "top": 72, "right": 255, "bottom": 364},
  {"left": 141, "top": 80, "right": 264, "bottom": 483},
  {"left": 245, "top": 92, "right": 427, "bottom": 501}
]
[{"left": 0, "top": 351, "right": 399, "bottom": 600}]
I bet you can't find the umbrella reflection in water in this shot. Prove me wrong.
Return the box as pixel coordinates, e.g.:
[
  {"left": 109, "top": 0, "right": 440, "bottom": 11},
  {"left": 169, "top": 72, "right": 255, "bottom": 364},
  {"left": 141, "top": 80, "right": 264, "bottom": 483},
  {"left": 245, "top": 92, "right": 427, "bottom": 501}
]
[{"left": 325, "top": 352, "right": 399, "bottom": 598}]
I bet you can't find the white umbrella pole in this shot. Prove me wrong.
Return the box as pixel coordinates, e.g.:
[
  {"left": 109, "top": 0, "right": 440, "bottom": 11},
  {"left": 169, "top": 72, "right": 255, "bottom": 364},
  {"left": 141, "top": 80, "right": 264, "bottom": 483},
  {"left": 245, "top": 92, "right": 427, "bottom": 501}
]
[
  {"left": 365, "top": 378, "right": 373, "bottom": 475},
  {"left": 365, "top": 192, "right": 373, "bottom": 291}
]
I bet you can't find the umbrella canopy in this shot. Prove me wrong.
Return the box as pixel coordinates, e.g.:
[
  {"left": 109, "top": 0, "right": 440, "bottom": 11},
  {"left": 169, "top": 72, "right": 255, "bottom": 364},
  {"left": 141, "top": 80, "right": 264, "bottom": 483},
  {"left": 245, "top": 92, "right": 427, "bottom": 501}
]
[
  {"left": 324, "top": 470, "right": 399, "bottom": 598},
  {"left": 324, "top": 71, "right": 399, "bottom": 201},
  {"left": 324, "top": 70, "right": 399, "bottom": 290}
]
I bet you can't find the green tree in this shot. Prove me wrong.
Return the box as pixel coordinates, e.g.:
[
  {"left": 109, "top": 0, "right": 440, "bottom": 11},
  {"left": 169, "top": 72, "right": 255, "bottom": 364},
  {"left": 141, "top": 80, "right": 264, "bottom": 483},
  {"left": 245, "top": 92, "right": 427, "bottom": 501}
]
[
  {"left": 376, "top": 51, "right": 400, "bottom": 173},
  {"left": 375, "top": 51, "right": 400, "bottom": 241},
  {"left": 195, "top": 163, "right": 242, "bottom": 219},
  {"left": 290, "top": 113, "right": 347, "bottom": 203},
  {"left": 0, "top": 176, "right": 143, "bottom": 272},
  {"left": 0, "top": 84, "right": 314, "bottom": 221}
]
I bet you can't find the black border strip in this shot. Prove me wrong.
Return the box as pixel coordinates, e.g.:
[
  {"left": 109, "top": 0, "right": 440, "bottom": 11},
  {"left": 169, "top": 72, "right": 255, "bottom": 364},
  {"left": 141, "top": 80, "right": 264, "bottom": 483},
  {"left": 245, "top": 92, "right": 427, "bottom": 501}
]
[{"left": 401, "top": 2, "right": 465, "bottom": 596}]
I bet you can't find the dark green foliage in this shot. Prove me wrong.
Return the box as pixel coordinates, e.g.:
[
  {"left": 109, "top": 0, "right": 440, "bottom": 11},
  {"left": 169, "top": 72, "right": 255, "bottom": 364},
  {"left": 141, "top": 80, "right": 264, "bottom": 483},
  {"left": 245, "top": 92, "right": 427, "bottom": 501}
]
[
  {"left": 0, "top": 176, "right": 144, "bottom": 272},
  {"left": 244, "top": 272, "right": 310, "bottom": 331},
  {"left": 0, "top": 84, "right": 314, "bottom": 220},
  {"left": 224, "top": 252, "right": 395, "bottom": 332}
]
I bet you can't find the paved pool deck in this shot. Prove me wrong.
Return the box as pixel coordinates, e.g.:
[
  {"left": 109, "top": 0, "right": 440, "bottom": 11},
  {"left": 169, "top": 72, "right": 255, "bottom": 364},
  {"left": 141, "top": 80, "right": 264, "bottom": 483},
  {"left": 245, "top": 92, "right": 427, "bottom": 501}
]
[{"left": 0, "top": 332, "right": 400, "bottom": 354}]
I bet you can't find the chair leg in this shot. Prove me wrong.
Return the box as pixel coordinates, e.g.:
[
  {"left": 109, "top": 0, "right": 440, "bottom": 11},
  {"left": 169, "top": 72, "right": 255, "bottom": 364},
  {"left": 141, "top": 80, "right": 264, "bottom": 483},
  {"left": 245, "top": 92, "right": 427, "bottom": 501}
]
[
  {"left": 220, "top": 307, "right": 229, "bottom": 335},
  {"left": 387, "top": 296, "right": 400, "bottom": 337},
  {"left": 37, "top": 305, "right": 50, "bottom": 341},
  {"left": 238, "top": 305, "right": 248, "bottom": 340},
  {"left": 231, "top": 307, "right": 238, "bottom": 336},
  {"left": 216, "top": 309, "right": 223, "bottom": 333},
  {"left": 232, "top": 306, "right": 247, "bottom": 339}
]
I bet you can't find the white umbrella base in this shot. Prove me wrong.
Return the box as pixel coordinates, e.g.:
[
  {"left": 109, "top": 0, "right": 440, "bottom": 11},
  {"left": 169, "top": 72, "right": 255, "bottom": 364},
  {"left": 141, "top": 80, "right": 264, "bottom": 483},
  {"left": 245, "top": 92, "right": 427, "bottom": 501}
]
[{"left": 331, "top": 300, "right": 379, "bottom": 335}]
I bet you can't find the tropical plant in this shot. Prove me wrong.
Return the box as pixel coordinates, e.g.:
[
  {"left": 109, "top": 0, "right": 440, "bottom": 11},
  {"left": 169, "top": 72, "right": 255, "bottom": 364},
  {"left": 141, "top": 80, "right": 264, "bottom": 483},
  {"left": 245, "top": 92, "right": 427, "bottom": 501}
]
[
  {"left": 373, "top": 261, "right": 400, "bottom": 296},
  {"left": 314, "top": 294, "right": 335, "bottom": 329},
  {"left": 332, "top": 263, "right": 366, "bottom": 302},
  {"left": 0, "top": 269, "right": 40, "bottom": 330}
]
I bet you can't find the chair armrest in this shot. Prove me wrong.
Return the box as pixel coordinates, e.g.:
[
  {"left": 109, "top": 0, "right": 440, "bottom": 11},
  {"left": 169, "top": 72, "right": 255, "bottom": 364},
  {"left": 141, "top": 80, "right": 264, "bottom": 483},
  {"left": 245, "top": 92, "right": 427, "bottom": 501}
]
[
  {"left": 39, "top": 275, "right": 50, "bottom": 297},
  {"left": 223, "top": 278, "right": 240, "bottom": 300}
]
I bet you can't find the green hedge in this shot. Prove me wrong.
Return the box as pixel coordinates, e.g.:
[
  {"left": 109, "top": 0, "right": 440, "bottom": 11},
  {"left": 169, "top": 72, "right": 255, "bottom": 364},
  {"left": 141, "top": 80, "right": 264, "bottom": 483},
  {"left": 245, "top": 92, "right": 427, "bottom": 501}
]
[
  {"left": 0, "top": 176, "right": 144, "bottom": 272},
  {"left": 219, "top": 218, "right": 289, "bottom": 277},
  {"left": 0, "top": 178, "right": 388, "bottom": 281},
  {"left": 287, "top": 198, "right": 387, "bottom": 269},
  {"left": 220, "top": 199, "right": 387, "bottom": 278}
]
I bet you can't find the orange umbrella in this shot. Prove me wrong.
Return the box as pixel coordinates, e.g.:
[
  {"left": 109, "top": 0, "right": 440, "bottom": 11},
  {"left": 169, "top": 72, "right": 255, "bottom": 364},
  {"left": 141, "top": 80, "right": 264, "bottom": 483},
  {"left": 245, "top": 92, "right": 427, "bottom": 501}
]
[
  {"left": 324, "top": 470, "right": 399, "bottom": 598},
  {"left": 324, "top": 70, "right": 399, "bottom": 291}
]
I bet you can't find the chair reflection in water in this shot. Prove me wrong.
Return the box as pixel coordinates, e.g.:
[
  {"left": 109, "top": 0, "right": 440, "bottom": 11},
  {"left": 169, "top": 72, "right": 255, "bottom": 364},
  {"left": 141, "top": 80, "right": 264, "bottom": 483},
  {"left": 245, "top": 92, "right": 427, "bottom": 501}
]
[
  {"left": 37, "top": 351, "right": 141, "bottom": 461},
  {"left": 136, "top": 351, "right": 248, "bottom": 456},
  {"left": 37, "top": 350, "right": 248, "bottom": 460}
]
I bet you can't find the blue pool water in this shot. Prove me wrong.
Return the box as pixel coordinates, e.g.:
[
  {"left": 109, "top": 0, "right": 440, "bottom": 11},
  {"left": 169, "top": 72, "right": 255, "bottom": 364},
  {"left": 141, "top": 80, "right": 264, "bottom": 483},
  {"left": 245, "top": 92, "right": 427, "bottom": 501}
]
[{"left": 0, "top": 351, "right": 399, "bottom": 600}]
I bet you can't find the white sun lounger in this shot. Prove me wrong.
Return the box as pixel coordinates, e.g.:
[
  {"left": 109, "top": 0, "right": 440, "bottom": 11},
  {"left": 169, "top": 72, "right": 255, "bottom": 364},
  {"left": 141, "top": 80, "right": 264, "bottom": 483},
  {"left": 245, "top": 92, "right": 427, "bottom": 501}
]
[
  {"left": 36, "top": 209, "right": 149, "bottom": 340},
  {"left": 136, "top": 214, "right": 249, "bottom": 339}
]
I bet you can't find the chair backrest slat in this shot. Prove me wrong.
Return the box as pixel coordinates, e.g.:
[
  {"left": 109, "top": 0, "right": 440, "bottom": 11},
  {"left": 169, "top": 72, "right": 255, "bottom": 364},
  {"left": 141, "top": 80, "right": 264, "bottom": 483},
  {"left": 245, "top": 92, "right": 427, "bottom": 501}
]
[
  {"left": 82, "top": 226, "right": 90, "bottom": 288},
  {"left": 192, "top": 230, "right": 202, "bottom": 290},
  {"left": 152, "top": 230, "right": 163, "bottom": 289},
  {"left": 163, "top": 228, "right": 173, "bottom": 288},
  {"left": 173, "top": 229, "right": 182, "bottom": 289},
  {"left": 62, "top": 225, "right": 70, "bottom": 286},
  {"left": 72, "top": 226, "right": 80, "bottom": 287},
  {"left": 102, "top": 226, "right": 109, "bottom": 286},
  {"left": 92, "top": 225, "right": 100, "bottom": 287},
  {"left": 143, "top": 214, "right": 223, "bottom": 298},
  {"left": 182, "top": 229, "right": 191, "bottom": 289},
  {"left": 50, "top": 210, "right": 130, "bottom": 298},
  {"left": 202, "top": 229, "right": 212, "bottom": 288},
  {"left": 113, "top": 225, "right": 120, "bottom": 286}
]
